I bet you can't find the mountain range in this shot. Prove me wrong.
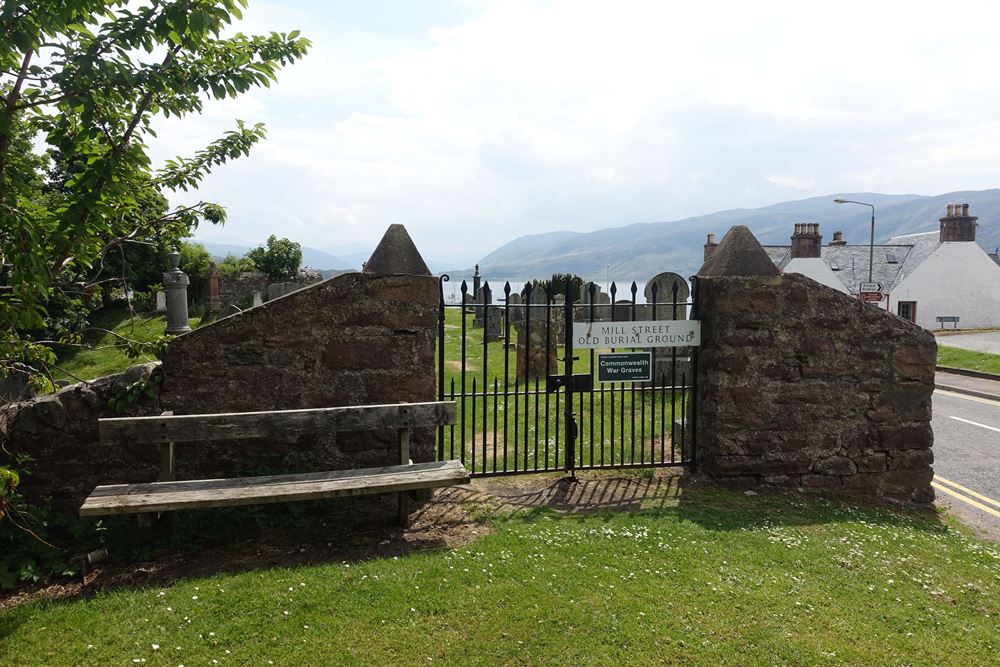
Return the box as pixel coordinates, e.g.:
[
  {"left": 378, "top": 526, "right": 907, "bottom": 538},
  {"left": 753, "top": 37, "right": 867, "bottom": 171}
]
[{"left": 470, "top": 189, "right": 1000, "bottom": 282}]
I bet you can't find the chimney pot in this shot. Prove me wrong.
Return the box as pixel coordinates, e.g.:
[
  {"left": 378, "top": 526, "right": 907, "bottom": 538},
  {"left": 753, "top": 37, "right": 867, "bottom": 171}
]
[
  {"left": 940, "top": 203, "right": 977, "bottom": 242},
  {"left": 704, "top": 232, "right": 719, "bottom": 262},
  {"left": 790, "top": 222, "right": 822, "bottom": 258}
]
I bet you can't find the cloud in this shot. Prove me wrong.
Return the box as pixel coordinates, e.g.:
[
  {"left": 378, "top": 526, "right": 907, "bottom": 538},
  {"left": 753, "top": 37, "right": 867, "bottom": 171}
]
[{"left": 158, "top": 0, "right": 1000, "bottom": 268}]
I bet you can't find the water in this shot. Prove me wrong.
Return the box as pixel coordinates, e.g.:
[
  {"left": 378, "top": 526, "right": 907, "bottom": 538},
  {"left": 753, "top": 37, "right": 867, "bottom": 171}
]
[{"left": 441, "top": 279, "right": 672, "bottom": 305}]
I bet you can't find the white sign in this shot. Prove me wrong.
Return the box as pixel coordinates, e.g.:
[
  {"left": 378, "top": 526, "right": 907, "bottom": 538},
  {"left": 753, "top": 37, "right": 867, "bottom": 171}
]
[
  {"left": 573, "top": 320, "right": 700, "bottom": 349},
  {"left": 859, "top": 281, "right": 882, "bottom": 293}
]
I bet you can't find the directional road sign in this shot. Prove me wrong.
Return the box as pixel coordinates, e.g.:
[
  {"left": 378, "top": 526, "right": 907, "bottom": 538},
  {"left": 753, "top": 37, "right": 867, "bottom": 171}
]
[{"left": 859, "top": 282, "right": 883, "bottom": 293}]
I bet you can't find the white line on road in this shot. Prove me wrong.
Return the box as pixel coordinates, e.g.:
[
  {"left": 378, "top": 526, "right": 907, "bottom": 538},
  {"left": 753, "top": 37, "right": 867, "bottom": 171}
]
[{"left": 948, "top": 415, "right": 1000, "bottom": 433}]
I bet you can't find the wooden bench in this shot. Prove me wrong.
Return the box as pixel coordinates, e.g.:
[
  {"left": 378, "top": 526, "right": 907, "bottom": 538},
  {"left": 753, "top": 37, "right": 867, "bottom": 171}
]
[
  {"left": 936, "top": 315, "right": 960, "bottom": 330},
  {"left": 79, "top": 401, "right": 467, "bottom": 528}
]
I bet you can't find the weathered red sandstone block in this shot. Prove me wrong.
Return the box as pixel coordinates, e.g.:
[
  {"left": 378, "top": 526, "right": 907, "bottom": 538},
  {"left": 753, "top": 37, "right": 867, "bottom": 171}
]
[
  {"left": 878, "top": 425, "right": 933, "bottom": 451},
  {"left": 812, "top": 456, "right": 856, "bottom": 475},
  {"left": 887, "top": 448, "right": 934, "bottom": 470}
]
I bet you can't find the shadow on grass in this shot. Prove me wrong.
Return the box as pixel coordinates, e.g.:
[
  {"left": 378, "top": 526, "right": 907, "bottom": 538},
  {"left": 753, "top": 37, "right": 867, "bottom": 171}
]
[
  {"left": 0, "top": 493, "right": 471, "bottom": 613},
  {"left": 451, "top": 468, "right": 949, "bottom": 538}
]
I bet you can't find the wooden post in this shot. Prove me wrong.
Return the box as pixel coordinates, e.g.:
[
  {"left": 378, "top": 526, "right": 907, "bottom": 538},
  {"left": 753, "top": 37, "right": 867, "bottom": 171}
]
[
  {"left": 398, "top": 427, "right": 411, "bottom": 527},
  {"left": 155, "top": 440, "right": 176, "bottom": 535}
]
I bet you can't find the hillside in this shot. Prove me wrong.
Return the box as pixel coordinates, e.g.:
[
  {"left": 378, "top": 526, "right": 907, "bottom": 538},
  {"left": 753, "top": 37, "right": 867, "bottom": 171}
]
[{"left": 472, "top": 190, "right": 1000, "bottom": 281}]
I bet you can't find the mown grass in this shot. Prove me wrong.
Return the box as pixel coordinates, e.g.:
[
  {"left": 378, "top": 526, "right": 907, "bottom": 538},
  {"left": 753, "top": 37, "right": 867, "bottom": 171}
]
[
  {"left": 937, "top": 344, "right": 1000, "bottom": 375},
  {"left": 2, "top": 486, "right": 998, "bottom": 666},
  {"left": 51, "top": 307, "right": 201, "bottom": 384}
]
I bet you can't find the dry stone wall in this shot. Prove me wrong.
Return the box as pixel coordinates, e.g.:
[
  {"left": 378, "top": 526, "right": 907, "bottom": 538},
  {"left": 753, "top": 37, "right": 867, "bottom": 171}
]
[
  {"left": 0, "top": 363, "right": 163, "bottom": 510},
  {"left": 696, "top": 272, "right": 935, "bottom": 504},
  {"left": 160, "top": 272, "right": 438, "bottom": 481},
  {"left": 2, "top": 272, "right": 438, "bottom": 511}
]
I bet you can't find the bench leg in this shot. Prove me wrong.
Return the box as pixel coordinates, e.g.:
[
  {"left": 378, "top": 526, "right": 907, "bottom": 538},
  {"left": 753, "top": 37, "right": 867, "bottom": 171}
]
[{"left": 398, "top": 491, "right": 409, "bottom": 528}]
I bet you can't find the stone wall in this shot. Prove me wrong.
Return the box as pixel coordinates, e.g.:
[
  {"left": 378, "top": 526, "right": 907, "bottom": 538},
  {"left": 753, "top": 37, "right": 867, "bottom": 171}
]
[
  {"left": 160, "top": 271, "right": 438, "bottom": 481},
  {"left": 1, "top": 272, "right": 438, "bottom": 510},
  {"left": 1, "top": 363, "right": 163, "bottom": 510},
  {"left": 218, "top": 271, "right": 268, "bottom": 309},
  {"left": 696, "top": 272, "right": 935, "bottom": 505}
]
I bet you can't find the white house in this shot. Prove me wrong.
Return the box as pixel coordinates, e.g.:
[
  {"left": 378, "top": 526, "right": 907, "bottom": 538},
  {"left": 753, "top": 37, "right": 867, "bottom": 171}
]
[{"left": 746, "top": 203, "right": 1000, "bottom": 330}]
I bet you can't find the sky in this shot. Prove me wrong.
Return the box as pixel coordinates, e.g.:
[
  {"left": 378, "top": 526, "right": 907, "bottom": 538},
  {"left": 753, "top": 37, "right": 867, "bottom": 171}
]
[{"left": 154, "top": 0, "right": 1000, "bottom": 267}]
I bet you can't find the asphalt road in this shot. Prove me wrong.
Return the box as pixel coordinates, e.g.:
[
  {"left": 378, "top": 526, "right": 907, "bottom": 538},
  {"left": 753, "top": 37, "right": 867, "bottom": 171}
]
[
  {"left": 936, "top": 330, "right": 1000, "bottom": 354},
  {"left": 932, "top": 389, "right": 1000, "bottom": 538}
]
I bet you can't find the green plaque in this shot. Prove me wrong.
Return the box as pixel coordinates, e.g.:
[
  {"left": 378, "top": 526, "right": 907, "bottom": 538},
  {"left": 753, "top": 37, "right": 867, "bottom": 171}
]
[{"left": 597, "top": 352, "right": 652, "bottom": 383}]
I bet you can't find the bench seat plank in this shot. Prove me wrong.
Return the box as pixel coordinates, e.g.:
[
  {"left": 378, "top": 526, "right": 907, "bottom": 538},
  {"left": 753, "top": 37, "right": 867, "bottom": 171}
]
[{"left": 80, "top": 460, "right": 469, "bottom": 517}]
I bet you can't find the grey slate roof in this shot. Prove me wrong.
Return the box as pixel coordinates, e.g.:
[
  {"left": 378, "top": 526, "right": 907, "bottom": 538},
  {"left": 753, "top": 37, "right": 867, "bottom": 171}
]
[{"left": 763, "top": 230, "right": 942, "bottom": 293}]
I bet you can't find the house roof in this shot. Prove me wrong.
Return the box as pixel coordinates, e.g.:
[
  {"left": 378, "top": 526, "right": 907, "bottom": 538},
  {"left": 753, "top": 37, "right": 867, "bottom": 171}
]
[{"left": 763, "top": 231, "right": 942, "bottom": 294}]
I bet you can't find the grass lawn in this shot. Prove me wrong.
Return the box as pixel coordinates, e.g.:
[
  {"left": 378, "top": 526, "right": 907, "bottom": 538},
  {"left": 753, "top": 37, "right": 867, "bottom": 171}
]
[
  {"left": 937, "top": 344, "right": 1000, "bottom": 375},
  {"left": 52, "top": 307, "right": 201, "bottom": 384},
  {"left": 2, "top": 483, "right": 997, "bottom": 665}
]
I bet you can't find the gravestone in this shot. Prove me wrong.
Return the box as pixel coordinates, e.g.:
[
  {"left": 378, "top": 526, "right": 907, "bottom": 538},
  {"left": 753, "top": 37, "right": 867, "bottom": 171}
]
[
  {"left": 483, "top": 305, "right": 504, "bottom": 343},
  {"left": 252, "top": 290, "right": 263, "bottom": 307},
  {"left": 515, "top": 319, "right": 557, "bottom": 381},
  {"left": 644, "top": 272, "right": 691, "bottom": 387},
  {"left": 596, "top": 292, "right": 612, "bottom": 321},
  {"left": 612, "top": 299, "right": 634, "bottom": 322},
  {"left": 550, "top": 294, "right": 566, "bottom": 344},
  {"left": 155, "top": 290, "right": 167, "bottom": 313},
  {"left": 473, "top": 284, "right": 493, "bottom": 328},
  {"left": 644, "top": 272, "right": 689, "bottom": 319},
  {"left": 507, "top": 292, "right": 524, "bottom": 324}
]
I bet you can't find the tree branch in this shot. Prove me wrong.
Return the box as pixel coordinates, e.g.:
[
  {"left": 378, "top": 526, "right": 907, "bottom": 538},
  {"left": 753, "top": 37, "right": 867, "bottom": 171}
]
[{"left": 0, "top": 49, "right": 34, "bottom": 183}]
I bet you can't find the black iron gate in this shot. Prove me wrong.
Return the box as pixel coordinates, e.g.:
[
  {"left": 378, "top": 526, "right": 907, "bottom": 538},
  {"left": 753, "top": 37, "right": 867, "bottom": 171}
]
[{"left": 437, "top": 275, "right": 699, "bottom": 476}]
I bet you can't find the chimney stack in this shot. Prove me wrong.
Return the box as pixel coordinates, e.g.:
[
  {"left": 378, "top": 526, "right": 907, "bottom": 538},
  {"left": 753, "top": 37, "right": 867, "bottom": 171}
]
[
  {"left": 940, "top": 203, "right": 976, "bottom": 242},
  {"left": 704, "top": 233, "right": 718, "bottom": 262},
  {"left": 790, "top": 223, "right": 822, "bottom": 258},
  {"left": 830, "top": 230, "right": 846, "bottom": 246}
]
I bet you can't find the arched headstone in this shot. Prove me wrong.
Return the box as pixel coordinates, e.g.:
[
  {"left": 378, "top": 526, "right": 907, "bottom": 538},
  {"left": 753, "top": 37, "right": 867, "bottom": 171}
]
[{"left": 644, "top": 272, "right": 690, "bottom": 319}]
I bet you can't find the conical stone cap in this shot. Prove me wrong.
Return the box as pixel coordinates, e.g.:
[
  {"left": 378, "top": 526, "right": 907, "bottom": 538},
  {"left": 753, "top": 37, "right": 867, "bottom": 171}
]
[
  {"left": 363, "top": 224, "right": 431, "bottom": 275},
  {"left": 697, "top": 225, "right": 780, "bottom": 277}
]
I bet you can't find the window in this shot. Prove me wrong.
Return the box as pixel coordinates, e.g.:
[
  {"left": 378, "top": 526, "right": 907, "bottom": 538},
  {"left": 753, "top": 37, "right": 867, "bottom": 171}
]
[
  {"left": 898, "top": 301, "right": 916, "bottom": 322},
  {"left": 886, "top": 253, "right": 899, "bottom": 264},
  {"left": 830, "top": 260, "right": 840, "bottom": 271}
]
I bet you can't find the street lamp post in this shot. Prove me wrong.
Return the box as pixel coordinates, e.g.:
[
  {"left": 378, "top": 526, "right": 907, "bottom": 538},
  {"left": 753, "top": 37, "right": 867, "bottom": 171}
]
[{"left": 833, "top": 198, "right": 876, "bottom": 284}]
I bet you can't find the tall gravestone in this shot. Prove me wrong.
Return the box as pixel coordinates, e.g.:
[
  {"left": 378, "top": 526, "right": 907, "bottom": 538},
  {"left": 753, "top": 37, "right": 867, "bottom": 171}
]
[
  {"left": 483, "top": 305, "right": 504, "bottom": 343},
  {"left": 163, "top": 248, "right": 191, "bottom": 334},
  {"left": 644, "top": 272, "right": 691, "bottom": 386},
  {"left": 515, "top": 284, "right": 557, "bottom": 380}
]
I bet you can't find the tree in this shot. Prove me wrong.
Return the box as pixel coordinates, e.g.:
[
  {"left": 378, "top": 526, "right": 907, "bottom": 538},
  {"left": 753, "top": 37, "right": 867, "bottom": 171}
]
[
  {"left": 0, "top": 1, "right": 310, "bottom": 385},
  {"left": 524, "top": 273, "right": 585, "bottom": 302},
  {"left": 247, "top": 235, "right": 302, "bottom": 281}
]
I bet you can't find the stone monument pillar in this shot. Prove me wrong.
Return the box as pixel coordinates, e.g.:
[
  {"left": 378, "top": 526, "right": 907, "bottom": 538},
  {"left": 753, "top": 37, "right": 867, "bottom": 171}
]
[{"left": 163, "top": 248, "right": 192, "bottom": 334}]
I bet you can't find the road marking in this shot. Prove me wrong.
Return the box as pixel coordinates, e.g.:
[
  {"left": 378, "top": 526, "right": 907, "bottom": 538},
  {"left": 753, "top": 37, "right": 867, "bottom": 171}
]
[
  {"left": 932, "top": 482, "right": 1000, "bottom": 519},
  {"left": 947, "top": 415, "right": 1000, "bottom": 434},
  {"left": 934, "top": 475, "right": 1000, "bottom": 509},
  {"left": 934, "top": 389, "right": 1000, "bottom": 407}
]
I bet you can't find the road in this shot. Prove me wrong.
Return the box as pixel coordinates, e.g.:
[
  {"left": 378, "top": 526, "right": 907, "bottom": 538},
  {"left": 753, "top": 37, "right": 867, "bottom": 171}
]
[{"left": 932, "top": 389, "right": 1000, "bottom": 538}]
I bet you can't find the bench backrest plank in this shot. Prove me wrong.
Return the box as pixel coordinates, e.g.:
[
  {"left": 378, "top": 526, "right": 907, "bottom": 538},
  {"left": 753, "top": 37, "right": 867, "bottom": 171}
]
[{"left": 99, "top": 401, "right": 457, "bottom": 446}]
